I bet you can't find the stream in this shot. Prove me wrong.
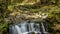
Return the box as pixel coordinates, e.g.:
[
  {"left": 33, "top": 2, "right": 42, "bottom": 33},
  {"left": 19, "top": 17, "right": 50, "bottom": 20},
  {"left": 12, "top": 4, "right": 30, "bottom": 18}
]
[{"left": 9, "top": 21, "right": 49, "bottom": 34}]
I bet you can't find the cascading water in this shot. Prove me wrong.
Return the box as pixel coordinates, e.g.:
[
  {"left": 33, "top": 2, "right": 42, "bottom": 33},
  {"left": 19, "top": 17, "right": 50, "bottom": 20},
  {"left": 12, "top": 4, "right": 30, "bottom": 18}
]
[
  {"left": 9, "top": 21, "right": 48, "bottom": 34},
  {"left": 15, "top": 25, "right": 22, "bottom": 34},
  {"left": 20, "top": 23, "right": 27, "bottom": 33},
  {"left": 34, "top": 24, "right": 41, "bottom": 34},
  {"left": 41, "top": 23, "right": 45, "bottom": 32},
  {"left": 41, "top": 22, "right": 48, "bottom": 34}
]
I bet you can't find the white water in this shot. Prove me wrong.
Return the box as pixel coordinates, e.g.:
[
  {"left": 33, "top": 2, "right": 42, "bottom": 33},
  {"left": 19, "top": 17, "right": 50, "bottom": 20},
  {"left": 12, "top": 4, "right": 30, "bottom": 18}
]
[
  {"left": 41, "top": 23, "right": 45, "bottom": 32},
  {"left": 21, "top": 23, "right": 27, "bottom": 33},
  {"left": 15, "top": 25, "right": 22, "bottom": 34},
  {"left": 9, "top": 22, "right": 48, "bottom": 34},
  {"left": 30, "top": 23, "right": 35, "bottom": 32},
  {"left": 34, "top": 24, "right": 41, "bottom": 34},
  {"left": 41, "top": 22, "right": 48, "bottom": 34}
]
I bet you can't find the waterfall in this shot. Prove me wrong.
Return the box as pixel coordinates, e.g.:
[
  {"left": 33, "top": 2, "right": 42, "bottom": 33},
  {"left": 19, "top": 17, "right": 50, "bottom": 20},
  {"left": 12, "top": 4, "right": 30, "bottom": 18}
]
[
  {"left": 34, "top": 24, "right": 41, "bottom": 34},
  {"left": 29, "top": 23, "right": 32, "bottom": 32},
  {"left": 41, "top": 22, "right": 48, "bottom": 34},
  {"left": 9, "top": 25, "right": 18, "bottom": 34},
  {"left": 15, "top": 25, "right": 22, "bottom": 34},
  {"left": 30, "top": 23, "right": 35, "bottom": 32},
  {"left": 9, "top": 21, "right": 48, "bottom": 34},
  {"left": 21, "top": 23, "right": 27, "bottom": 33},
  {"left": 41, "top": 23, "right": 46, "bottom": 32}
]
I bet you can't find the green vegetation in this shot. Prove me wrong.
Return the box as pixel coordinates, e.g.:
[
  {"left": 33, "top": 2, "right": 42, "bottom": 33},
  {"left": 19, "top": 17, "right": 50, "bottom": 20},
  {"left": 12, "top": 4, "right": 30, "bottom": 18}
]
[{"left": 0, "top": 0, "right": 60, "bottom": 34}]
